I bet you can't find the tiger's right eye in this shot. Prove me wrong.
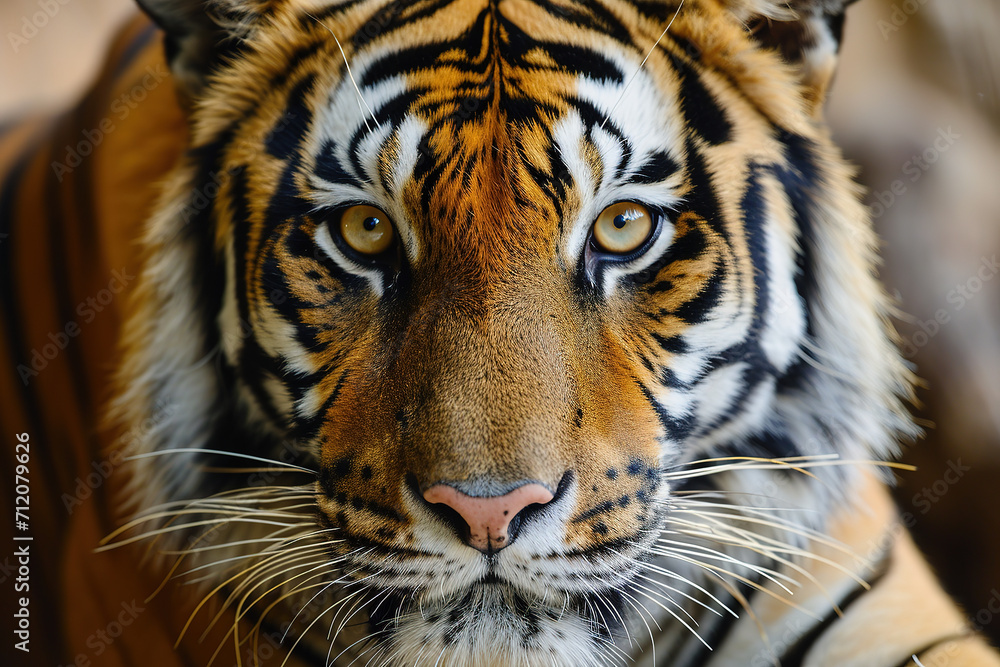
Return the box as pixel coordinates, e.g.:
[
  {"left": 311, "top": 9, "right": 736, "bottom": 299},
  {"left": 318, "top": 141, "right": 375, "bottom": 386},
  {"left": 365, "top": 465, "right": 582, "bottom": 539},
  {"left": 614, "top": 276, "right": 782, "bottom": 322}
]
[
  {"left": 339, "top": 205, "right": 395, "bottom": 256},
  {"left": 592, "top": 202, "right": 654, "bottom": 255}
]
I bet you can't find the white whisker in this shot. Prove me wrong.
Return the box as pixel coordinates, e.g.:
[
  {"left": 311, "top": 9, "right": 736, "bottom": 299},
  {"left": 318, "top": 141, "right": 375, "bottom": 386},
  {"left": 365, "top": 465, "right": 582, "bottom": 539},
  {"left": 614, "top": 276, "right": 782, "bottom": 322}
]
[
  {"left": 600, "top": 0, "right": 686, "bottom": 130},
  {"left": 124, "top": 448, "right": 318, "bottom": 474}
]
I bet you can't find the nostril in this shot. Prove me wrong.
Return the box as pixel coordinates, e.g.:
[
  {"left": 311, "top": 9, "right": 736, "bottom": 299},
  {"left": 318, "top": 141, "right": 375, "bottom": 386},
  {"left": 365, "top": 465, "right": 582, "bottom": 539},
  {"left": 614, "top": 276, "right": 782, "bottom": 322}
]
[
  {"left": 504, "top": 472, "right": 572, "bottom": 545},
  {"left": 419, "top": 479, "right": 559, "bottom": 553},
  {"left": 432, "top": 502, "right": 472, "bottom": 542}
]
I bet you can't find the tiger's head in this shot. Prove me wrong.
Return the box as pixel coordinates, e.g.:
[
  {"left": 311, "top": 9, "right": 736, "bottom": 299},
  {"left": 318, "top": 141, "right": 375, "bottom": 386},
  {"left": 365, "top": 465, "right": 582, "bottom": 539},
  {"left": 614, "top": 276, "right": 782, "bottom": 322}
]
[{"left": 115, "top": 0, "right": 916, "bottom": 663}]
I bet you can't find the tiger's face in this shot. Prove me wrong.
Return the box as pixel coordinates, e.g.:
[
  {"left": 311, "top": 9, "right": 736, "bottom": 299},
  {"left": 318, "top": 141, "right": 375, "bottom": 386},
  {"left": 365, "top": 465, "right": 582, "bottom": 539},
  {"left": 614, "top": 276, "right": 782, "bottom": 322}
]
[{"left": 120, "top": 0, "right": 914, "bottom": 663}]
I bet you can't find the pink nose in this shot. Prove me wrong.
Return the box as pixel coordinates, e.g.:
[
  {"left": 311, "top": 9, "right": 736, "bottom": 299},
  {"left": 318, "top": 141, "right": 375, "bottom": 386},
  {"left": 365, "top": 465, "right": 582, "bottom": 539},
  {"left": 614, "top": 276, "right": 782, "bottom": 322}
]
[{"left": 423, "top": 483, "right": 555, "bottom": 553}]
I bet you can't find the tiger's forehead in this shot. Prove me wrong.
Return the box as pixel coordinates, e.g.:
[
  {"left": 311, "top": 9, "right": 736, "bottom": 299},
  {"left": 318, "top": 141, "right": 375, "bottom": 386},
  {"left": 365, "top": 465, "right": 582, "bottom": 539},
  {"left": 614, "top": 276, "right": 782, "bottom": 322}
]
[{"left": 299, "top": 0, "right": 688, "bottom": 270}]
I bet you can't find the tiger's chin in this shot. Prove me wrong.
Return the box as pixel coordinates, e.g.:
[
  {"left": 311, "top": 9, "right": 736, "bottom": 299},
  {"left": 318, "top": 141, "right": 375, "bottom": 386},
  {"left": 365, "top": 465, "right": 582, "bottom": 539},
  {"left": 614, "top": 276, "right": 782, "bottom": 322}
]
[{"left": 369, "top": 583, "right": 617, "bottom": 667}]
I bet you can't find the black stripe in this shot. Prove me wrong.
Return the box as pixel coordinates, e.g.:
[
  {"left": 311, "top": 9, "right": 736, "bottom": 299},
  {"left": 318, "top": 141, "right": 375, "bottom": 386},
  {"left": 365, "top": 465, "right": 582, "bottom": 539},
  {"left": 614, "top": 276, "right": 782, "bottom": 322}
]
[
  {"left": 669, "top": 566, "right": 770, "bottom": 667},
  {"left": 780, "top": 550, "right": 893, "bottom": 666},
  {"left": 741, "top": 166, "right": 772, "bottom": 328},
  {"left": 681, "top": 138, "right": 728, "bottom": 241},
  {"left": 265, "top": 74, "right": 316, "bottom": 159},
  {"left": 888, "top": 633, "right": 976, "bottom": 667},
  {"left": 532, "top": 0, "right": 631, "bottom": 43},
  {"left": 673, "top": 263, "right": 722, "bottom": 324},
  {"left": 743, "top": 431, "right": 802, "bottom": 460},
  {"left": 0, "top": 132, "right": 70, "bottom": 664},
  {"left": 291, "top": 369, "right": 349, "bottom": 442},
  {"left": 0, "top": 141, "right": 50, "bottom": 443},
  {"left": 314, "top": 140, "right": 356, "bottom": 185},
  {"left": 628, "top": 149, "right": 680, "bottom": 185},
  {"left": 0, "top": 115, "right": 25, "bottom": 141},
  {"left": 672, "top": 590, "right": 744, "bottom": 667},
  {"left": 635, "top": 377, "right": 693, "bottom": 440},
  {"left": 529, "top": 41, "right": 624, "bottom": 85},
  {"left": 45, "top": 117, "right": 95, "bottom": 441},
  {"left": 668, "top": 53, "right": 732, "bottom": 145},
  {"left": 773, "top": 129, "right": 823, "bottom": 339},
  {"left": 112, "top": 21, "right": 158, "bottom": 77}
]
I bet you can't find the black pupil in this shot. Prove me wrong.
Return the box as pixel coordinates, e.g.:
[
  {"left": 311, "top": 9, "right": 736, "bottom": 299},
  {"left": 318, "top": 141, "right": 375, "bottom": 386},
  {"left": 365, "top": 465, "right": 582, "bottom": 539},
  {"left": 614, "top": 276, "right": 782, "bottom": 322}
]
[
  {"left": 613, "top": 214, "right": 629, "bottom": 229},
  {"left": 363, "top": 216, "right": 380, "bottom": 231}
]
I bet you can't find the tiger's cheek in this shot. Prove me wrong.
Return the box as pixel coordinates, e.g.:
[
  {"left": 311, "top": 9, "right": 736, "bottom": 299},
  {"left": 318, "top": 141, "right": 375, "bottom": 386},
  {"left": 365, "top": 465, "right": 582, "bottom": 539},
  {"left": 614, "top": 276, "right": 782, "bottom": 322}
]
[
  {"left": 558, "top": 338, "right": 670, "bottom": 549},
  {"left": 313, "top": 380, "right": 416, "bottom": 548}
]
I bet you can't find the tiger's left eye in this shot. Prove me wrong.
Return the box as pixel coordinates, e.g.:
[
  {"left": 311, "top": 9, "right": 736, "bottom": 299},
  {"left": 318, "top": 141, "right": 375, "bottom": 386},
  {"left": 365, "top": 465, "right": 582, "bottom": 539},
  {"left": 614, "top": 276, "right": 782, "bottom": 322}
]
[
  {"left": 339, "top": 205, "right": 395, "bottom": 255},
  {"left": 592, "top": 202, "right": 654, "bottom": 254}
]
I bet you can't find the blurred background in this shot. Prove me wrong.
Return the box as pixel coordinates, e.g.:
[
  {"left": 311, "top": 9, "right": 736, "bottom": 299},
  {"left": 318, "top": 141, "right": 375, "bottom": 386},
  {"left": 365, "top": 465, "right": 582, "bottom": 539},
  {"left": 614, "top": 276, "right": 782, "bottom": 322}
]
[
  {"left": 827, "top": 0, "right": 1000, "bottom": 643},
  {"left": 2, "top": 0, "right": 998, "bottom": 646}
]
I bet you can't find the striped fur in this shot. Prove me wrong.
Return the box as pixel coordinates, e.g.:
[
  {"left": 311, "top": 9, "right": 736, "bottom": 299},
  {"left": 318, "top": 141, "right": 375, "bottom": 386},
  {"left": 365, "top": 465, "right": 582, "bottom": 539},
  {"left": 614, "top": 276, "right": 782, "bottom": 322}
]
[{"left": 3, "top": 0, "right": 999, "bottom": 665}]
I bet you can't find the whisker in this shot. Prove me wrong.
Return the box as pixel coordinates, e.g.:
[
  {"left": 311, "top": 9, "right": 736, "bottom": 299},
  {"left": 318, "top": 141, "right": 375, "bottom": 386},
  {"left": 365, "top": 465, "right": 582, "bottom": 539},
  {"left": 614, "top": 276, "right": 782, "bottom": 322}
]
[
  {"left": 665, "top": 506, "right": 864, "bottom": 567},
  {"left": 660, "top": 551, "right": 821, "bottom": 620},
  {"left": 658, "top": 526, "right": 854, "bottom": 616},
  {"left": 634, "top": 561, "right": 738, "bottom": 617},
  {"left": 210, "top": 570, "right": 347, "bottom": 667},
  {"left": 246, "top": 557, "right": 364, "bottom": 660},
  {"left": 124, "top": 448, "right": 318, "bottom": 474},
  {"left": 134, "top": 486, "right": 315, "bottom": 515},
  {"left": 233, "top": 566, "right": 350, "bottom": 663},
  {"left": 99, "top": 517, "right": 315, "bottom": 551},
  {"left": 176, "top": 542, "right": 338, "bottom": 649},
  {"left": 331, "top": 589, "right": 395, "bottom": 666},
  {"left": 633, "top": 571, "right": 721, "bottom": 618},
  {"left": 654, "top": 540, "right": 798, "bottom": 591},
  {"left": 306, "top": 13, "right": 379, "bottom": 133},
  {"left": 664, "top": 455, "right": 915, "bottom": 481},
  {"left": 176, "top": 534, "right": 332, "bottom": 578},
  {"left": 600, "top": 0, "right": 686, "bottom": 129},
  {"left": 630, "top": 576, "right": 700, "bottom": 624},
  {"left": 279, "top": 583, "right": 377, "bottom": 667},
  {"left": 127, "top": 504, "right": 317, "bottom": 530},
  {"left": 665, "top": 506, "right": 854, "bottom": 556},
  {"left": 584, "top": 592, "right": 620, "bottom": 647},
  {"left": 664, "top": 517, "right": 870, "bottom": 597},
  {"left": 613, "top": 585, "right": 665, "bottom": 660},
  {"left": 161, "top": 528, "right": 336, "bottom": 556}
]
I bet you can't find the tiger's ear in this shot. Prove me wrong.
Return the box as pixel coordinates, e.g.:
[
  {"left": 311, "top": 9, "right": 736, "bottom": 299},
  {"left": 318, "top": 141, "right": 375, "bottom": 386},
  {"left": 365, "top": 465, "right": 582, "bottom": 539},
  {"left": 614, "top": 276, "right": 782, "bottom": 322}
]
[
  {"left": 136, "top": 0, "right": 262, "bottom": 100},
  {"left": 728, "top": 0, "right": 858, "bottom": 116}
]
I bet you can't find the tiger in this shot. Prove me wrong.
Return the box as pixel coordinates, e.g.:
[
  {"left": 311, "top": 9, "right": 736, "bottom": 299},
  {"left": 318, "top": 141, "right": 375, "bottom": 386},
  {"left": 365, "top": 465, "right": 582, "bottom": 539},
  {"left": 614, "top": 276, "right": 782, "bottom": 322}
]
[{"left": 2, "top": 0, "right": 999, "bottom": 665}]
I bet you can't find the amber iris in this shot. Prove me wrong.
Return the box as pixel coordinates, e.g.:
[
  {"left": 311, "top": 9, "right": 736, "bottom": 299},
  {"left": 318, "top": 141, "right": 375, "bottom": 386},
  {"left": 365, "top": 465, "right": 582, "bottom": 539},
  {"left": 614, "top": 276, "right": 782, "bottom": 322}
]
[
  {"left": 339, "top": 205, "right": 394, "bottom": 255},
  {"left": 592, "top": 202, "right": 654, "bottom": 254}
]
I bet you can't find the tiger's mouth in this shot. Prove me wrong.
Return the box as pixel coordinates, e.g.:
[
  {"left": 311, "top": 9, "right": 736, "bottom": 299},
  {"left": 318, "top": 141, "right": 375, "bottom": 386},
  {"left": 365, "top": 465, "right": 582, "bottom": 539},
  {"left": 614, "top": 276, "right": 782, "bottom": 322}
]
[
  {"left": 363, "top": 573, "right": 636, "bottom": 661},
  {"left": 348, "top": 519, "right": 665, "bottom": 662}
]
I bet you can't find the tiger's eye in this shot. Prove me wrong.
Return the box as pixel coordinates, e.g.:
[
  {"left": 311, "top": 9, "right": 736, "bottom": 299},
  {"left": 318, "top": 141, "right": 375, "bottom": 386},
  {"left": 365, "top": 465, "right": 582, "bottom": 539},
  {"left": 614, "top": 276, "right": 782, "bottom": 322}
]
[
  {"left": 339, "top": 205, "right": 394, "bottom": 255},
  {"left": 592, "top": 202, "right": 654, "bottom": 254}
]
